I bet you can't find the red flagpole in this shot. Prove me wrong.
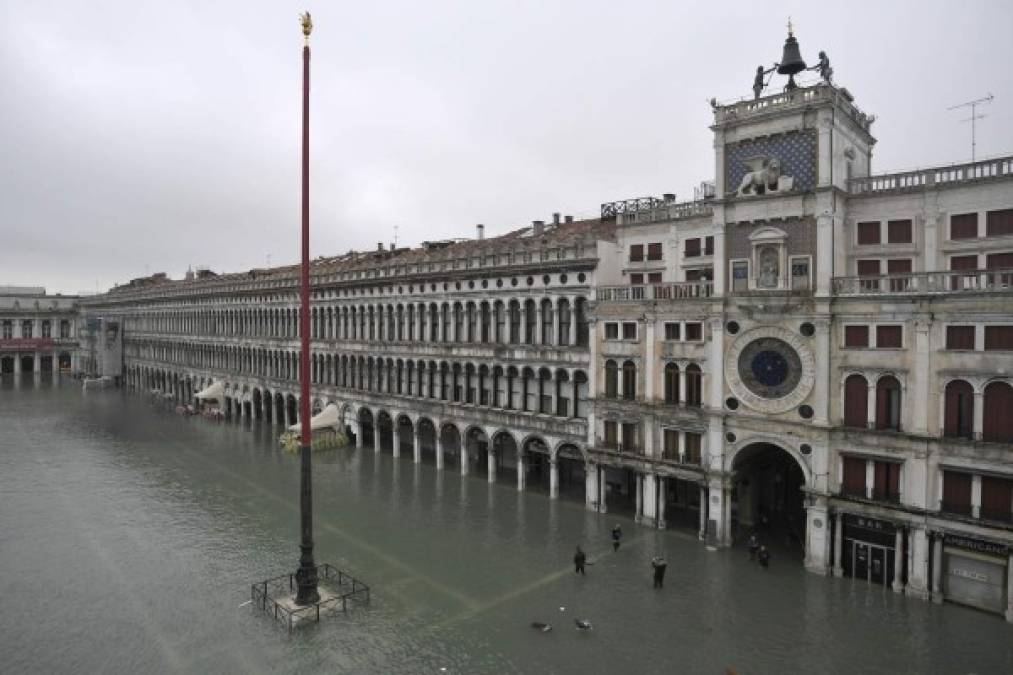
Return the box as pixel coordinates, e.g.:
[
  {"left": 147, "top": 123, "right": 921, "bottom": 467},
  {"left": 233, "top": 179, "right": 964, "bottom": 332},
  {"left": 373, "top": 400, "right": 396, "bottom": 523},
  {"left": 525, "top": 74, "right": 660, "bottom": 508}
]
[{"left": 295, "top": 11, "right": 319, "bottom": 606}]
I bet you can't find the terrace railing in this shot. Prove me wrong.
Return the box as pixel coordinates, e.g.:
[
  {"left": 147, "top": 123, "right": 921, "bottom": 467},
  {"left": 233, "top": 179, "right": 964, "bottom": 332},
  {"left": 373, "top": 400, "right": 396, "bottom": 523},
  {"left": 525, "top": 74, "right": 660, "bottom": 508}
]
[
  {"left": 849, "top": 155, "right": 1013, "bottom": 196},
  {"left": 597, "top": 281, "right": 714, "bottom": 302},
  {"left": 832, "top": 268, "right": 1013, "bottom": 296}
]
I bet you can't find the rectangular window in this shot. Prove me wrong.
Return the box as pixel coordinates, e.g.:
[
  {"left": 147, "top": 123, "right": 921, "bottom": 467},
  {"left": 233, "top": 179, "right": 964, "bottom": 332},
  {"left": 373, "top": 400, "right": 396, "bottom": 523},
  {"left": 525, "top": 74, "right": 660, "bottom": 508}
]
[
  {"left": 41, "top": 320, "right": 52, "bottom": 338},
  {"left": 684, "top": 238, "right": 701, "bottom": 257},
  {"left": 945, "top": 325, "right": 975, "bottom": 350},
  {"left": 986, "top": 252, "right": 1013, "bottom": 269},
  {"left": 841, "top": 457, "right": 867, "bottom": 496},
  {"left": 60, "top": 320, "right": 70, "bottom": 339},
  {"left": 876, "top": 325, "right": 903, "bottom": 348},
  {"left": 630, "top": 273, "right": 644, "bottom": 285},
  {"left": 942, "top": 471, "right": 973, "bottom": 515},
  {"left": 732, "top": 261, "right": 749, "bottom": 292},
  {"left": 986, "top": 208, "right": 1013, "bottom": 237},
  {"left": 950, "top": 254, "right": 978, "bottom": 271},
  {"left": 622, "top": 322, "right": 637, "bottom": 340},
  {"left": 685, "top": 268, "right": 713, "bottom": 282},
  {"left": 629, "top": 244, "right": 644, "bottom": 262},
  {"left": 684, "top": 322, "right": 702, "bottom": 341},
  {"left": 704, "top": 236, "right": 714, "bottom": 255},
  {"left": 663, "top": 429, "right": 679, "bottom": 460},
  {"left": 684, "top": 433, "right": 702, "bottom": 464},
  {"left": 790, "top": 257, "right": 810, "bottom": 290},
  {"left": 857, "top": 221, "right": 881, "bottom": 245},
  {"left": 648, "top": 272, "right": 663, "bottom": 284},
  {"left": 621, "top": 422, "right": 638, "bottom": 452},
  {"left": 2, "top": 321, "right": 12, "bottom": 339},
  {"left": 981, "top": 476, "right": 1013, "bottom": 522},
  {"left": 845, "top": 325, "right": 869, "bottom": 347},
  {"left": 887, "top": 258, "right": 912, "bottom": 274},
  {"left": 984, "top": 325, "right": 1013, "bottom": 350},
  {"left": 872, "top": 461, "right": 901, "bottom": 502},
  {"left": 887, "top": 219, "right": 913, "bottom": 244},
  {"left": 664, "top": 323, "right": 681, "bottom": 341},
  {"left": 604, "top": 322, "right": 619, "bottom": 340},
  {"left": 857, "top": 259, "right": 881, "bottom": 276},
  {"left": 950, "top": 213, "right": 978, "bottom": 240},
  {"left": 647, "top": 242, "right": 663, "bottom": 261},
  {"left": 603, "top": 420, "right": 618, "bottom": 447},
  {"left": 21, "top": 321, "right": 32, "bottom": 339}
]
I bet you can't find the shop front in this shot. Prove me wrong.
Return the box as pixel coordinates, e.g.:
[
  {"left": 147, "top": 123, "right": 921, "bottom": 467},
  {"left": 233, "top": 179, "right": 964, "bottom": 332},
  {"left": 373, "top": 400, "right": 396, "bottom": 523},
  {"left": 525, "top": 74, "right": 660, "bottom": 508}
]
[
  {"left": 942, "top": 534, "right": 1009, "bottom": 616},
  {"left": 842, "top": 515, "right": 896, "bottom": 587}
]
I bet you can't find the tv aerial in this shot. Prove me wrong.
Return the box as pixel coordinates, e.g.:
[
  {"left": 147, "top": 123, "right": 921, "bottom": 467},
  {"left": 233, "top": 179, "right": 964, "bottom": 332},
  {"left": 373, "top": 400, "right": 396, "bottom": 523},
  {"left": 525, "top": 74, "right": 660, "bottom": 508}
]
[{"left": 948, "top": 93, "right": 994, "bottom": 162}]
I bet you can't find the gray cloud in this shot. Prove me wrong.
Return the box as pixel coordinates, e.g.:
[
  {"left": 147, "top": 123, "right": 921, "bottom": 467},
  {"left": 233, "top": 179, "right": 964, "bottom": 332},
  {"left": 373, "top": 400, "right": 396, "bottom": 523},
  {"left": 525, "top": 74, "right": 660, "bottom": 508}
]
[{"left": 1, "top": 0, "right": 1011, "bottom": 294}]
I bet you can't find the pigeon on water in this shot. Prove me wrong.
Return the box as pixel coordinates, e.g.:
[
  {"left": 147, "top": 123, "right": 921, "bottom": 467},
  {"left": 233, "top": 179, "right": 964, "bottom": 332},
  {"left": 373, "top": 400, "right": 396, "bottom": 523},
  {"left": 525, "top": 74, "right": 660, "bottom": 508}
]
[
  {"left": 530, "top": 622, "right": 553, "bottom": 632},
  {"left": 574, "top": 618, "right": 593, "bottom": 631}
]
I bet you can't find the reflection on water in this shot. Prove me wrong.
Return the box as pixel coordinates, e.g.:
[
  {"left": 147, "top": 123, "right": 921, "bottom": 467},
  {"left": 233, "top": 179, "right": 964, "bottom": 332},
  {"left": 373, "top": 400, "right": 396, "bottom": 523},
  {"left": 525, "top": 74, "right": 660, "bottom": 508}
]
[{"left": 0, "top": 376, "right": 1010, "bottom": 674}]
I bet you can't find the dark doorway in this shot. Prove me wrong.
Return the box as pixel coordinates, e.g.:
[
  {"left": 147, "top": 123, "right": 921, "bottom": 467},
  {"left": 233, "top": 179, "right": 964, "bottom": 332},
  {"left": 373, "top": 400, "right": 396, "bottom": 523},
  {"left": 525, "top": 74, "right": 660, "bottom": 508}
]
[{"left": 732, "top": 443, "right": 806, "bottom": 550}]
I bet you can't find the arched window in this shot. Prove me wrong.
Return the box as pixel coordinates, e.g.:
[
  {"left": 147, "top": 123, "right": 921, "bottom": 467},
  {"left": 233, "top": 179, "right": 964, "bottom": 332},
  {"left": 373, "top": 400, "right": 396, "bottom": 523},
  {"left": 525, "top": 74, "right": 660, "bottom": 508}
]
[
  {"left": 664, "top": 363, "right": 680, "bottom": 404},
  {"left": 622, "top": 361, "right": 637, "bottom": 400},
  {"left": 509, "top": 301, "right": 521, "bottom": 344},
  {"left": 541, "top": 299, "right": 554, "bottom": 345},
  {"left": 575, "top": 298, "right": 589, "bottom": 347},
  {"left": 983, "top": 381, "right": 1013, "bottom": 442},
  {"left": 558, "top": 299, "right": 571, "bottom": 346},
  {"left": 844, "top": 374, "right": 868, "bottom": 428},
  {"left": 876, "top": 376, "right": 902, "bottom": 431},
  {"left": 944, "top": 380, "right": 974, "bottom": 439},
  {"left": 685, "top": 364, "right": 702, "bottom": 407},
  {"left": 604, "top": 360, "right": 618, "bottom": 398}
]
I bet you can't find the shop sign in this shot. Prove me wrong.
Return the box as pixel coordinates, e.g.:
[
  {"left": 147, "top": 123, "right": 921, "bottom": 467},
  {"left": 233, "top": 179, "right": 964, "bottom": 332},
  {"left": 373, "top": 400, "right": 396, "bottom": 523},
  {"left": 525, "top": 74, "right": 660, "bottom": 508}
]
[
  {"left": 846, "top": 515, "right": 895, "bottom": 534},
  {"left": 0, "top": 338, "right": 54, "bottom": 351},
  {"left": 950, "top": 567, "right": 990, "bottom": 583},
  {"left": 944, "top": 534, "right": 1009, "bottom": 557}
]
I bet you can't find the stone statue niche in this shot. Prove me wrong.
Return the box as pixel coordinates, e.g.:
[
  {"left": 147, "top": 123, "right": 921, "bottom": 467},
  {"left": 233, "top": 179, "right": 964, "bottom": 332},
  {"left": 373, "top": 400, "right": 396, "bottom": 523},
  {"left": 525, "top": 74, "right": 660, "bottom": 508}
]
[{"left": 737, "top": 155, "right": 796, "bottom": 196}]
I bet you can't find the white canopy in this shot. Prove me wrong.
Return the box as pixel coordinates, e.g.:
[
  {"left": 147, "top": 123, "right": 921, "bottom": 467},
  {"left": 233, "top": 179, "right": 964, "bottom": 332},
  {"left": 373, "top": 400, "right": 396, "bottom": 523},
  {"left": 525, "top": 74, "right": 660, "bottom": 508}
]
[
  {"left": 289, "top": 403, "right": 341, "bottom": 433},
  {"left": 195, "top": 380, "right": 224, "bottom": 402}
]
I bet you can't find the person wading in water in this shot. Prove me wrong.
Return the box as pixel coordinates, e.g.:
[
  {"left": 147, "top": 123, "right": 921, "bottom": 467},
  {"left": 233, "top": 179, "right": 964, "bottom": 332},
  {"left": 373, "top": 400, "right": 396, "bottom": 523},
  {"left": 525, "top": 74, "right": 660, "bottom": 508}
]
[
  {"left": 651, "top": 555, "right": 668, "bottom": 588},
  {"left": 574, "top": 545, "right": 587, "bottom": 575},
  {"left": 611, "top": 524, "right": 622, "bottom": 552}
]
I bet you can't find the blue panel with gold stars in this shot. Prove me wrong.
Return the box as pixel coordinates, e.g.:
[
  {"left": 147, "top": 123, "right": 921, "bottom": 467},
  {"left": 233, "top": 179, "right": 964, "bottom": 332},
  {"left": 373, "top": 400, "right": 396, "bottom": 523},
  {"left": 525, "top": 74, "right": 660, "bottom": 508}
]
[{"left": 725, "top": 130, "right": 817, "bottom": 195}]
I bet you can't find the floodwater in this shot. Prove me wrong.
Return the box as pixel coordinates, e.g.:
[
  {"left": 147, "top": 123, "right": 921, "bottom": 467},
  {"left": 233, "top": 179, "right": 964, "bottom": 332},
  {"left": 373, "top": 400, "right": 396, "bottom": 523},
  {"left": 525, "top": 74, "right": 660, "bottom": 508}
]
[{"left": 1, "top": 377, "right": 1010, "bottom": 675}]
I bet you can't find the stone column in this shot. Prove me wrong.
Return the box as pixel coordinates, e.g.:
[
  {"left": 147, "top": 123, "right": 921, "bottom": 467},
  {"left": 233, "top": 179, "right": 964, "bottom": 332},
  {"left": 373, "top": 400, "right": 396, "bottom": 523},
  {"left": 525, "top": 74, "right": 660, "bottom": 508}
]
[
  {"left": 657, "top": 476, "right": 667, "bottom": 529},
  {"left": 644, "top": 319, "right": 656, "bottom": 402},
  {"left": 533, "top": 304, "right": 542, "bottom": 345},
  {"left": 517, "top": 453, "right": 526, "bottom": 491},
  {"left": 642, "top": 473, "right": 657, "bottom": 526},
  {"left": 1006, "top": 552, "right": 1013, "bottom": 622},
  {"left": 487, "top": 450, "right": 496, "bottom": 484},
  {"left": 374, "top": 425, "right": 382, "bottom": 454},
  {"left": 893, "top": 528, "right": 906, "bottom": 593},
  {"left": 678, "top": 367, "right": 687, "bottom": 405},
  {"left": 814, "top": 320, "right": 831, "bottom": 425},
  {"left": 585, "top": 464, "right": 598, "bottom": 512},
  {"left": 833, "top": 512, "right": 845, "bottom": 576},
  {"left": 635, "top": 474, "right": 643, "bottom": 523},
  {"left": 568, "top": 297, "right": 577, "bottom": 346},
  {"left": 931, "top": 535, "right": 944, "bottom": 603},
  {"left": 355, "top": 422, "right": 364, "bottom": 449},
  {"left": 413, "top": 428, "right": 421, "bottom": 464},
  {"left": 816, "top": 213, "right": 834, "bottom": 297},
  {"left": 911, "top": 320, "right": 931, "bottom": 434},
  {"left": 549, "top": 459, "right": 559, "bottom": 499},
  {"left": 971, "top": 474, "right": 982, "bottom": 518},
  {"left": 973, "top": 391, "right": 985, "bottom": 440},
  {"left": 460, "top": 445, "right": 469, "bottom": 476},
  {"left": 907, "top": 527, "right": 930, "bottom": 600},
  {"left": 551, "top": 300, "right": 560, "bottom": 347},
  {"left": 805, "top": 497, "right": 831, "bottom": 575},
  {"left": 599, "top": 465, "right": 608, "bottom": 514},
  {"left": 866, "top": 381, "right": 876, "bottom": 430},
  {"left": 698, "top": 484, "right": 708, "bottom": 540}
]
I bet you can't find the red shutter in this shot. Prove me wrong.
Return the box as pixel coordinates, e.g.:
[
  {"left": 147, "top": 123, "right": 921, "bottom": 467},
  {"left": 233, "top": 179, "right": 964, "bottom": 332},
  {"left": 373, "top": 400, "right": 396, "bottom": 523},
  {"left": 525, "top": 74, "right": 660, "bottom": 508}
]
[
  {"left": 845, "top": 325, "right": 869, "bottom": 347},
  {"left": 875, "top": 376, "right": 901, "bottom": 430},
  {"left": 842, "top": 457, "right": 867, "bottom": 495},
  {"left": 704, "top": 236, "right": 714, "bottom": 255},
  {"left": 950, "top": 255, "right": 978, "bottom": 270},
  {"left": 684, "top": 238, "right": 701, "bottom": 257},
  {"left": 945, "top": 326, "right": 975, "bottom": 350},
  {"left": 887, "top": 259, "right": 912, "bottom": 274},
  {"left": 986, "top": 252, "right": 1013, "bottom": 269},
  {"left": 648, "top": 272, "right": 663, "bottom": 284},
  {"left": 647, "top": 242, "right": 663, "bottom": 261},
  {"left": 857, "top": 221, "right": 880, "bottom": 245},
  {"left": 984, "top": 326, "right": 1013, "bottom": 351},
  {"left": 983, "top": 382, "right": 1013, "bottom": 442},
  {"left": 950, "top": 213, "right": 978, "bottom": 240},
  {"left": 887, "top": 219, "right": 913, "bottom": 244},
  {"left": 630, "top": 273, "right": 644, "bottom": 285},
  {"left": 630, "top": 244, "right": 644, "bottom": 261},
  {"left": 844, "top": 374, "right": 868, "bottom": 427},
  {"left": 876, "top": 325, "right": 903, "bottom": 348},
  {"left": 986, "top": 209, "right": 1013, "bottom": 237},
  {"left": 942, "top": 472, "right": 972, "bottom": 513},
  {"left": 981, "top": 477, "right": 1013, "bottom": 521}
]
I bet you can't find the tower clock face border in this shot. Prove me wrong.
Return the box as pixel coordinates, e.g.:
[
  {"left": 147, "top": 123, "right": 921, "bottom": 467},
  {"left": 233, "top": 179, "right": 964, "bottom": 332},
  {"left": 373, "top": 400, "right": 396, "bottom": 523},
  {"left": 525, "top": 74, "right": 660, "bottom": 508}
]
[{"left": 725, "top": 326, "right": 815, "bottom": 414}]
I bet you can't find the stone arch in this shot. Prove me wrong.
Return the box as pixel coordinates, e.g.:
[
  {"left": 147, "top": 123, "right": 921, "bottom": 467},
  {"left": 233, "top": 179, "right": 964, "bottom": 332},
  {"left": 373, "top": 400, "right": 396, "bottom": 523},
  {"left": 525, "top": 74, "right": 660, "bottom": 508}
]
[
  {"left": 727, "top": 439, "right": 811, "bottom": 547},
  {"left": 440, "top": 422, "right": 462, "bottom": 469},
  {"left": 376, "top": 410, "right": 394, "bottom": 453}
]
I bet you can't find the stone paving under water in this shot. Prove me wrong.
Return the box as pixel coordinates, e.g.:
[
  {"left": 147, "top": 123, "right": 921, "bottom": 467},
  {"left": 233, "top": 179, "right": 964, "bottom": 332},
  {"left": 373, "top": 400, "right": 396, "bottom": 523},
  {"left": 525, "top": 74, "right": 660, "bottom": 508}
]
[{"left": 1, "top": 377, "right": 1010, "bottom": 674}]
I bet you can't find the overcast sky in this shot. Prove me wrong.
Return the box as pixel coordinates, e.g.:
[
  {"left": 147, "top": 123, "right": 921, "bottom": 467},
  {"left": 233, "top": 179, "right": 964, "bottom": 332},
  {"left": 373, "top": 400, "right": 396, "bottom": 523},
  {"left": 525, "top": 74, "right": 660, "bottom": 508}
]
[{"left": 2, "top": 1, "right": 1011, "bottom": 295}]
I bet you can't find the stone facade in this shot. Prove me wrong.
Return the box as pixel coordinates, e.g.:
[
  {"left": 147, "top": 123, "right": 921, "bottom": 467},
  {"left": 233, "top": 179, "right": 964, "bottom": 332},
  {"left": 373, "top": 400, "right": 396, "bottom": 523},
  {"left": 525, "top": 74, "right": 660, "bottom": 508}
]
[
  {"left": 0, "top": 287, "right": 80, "bottom": 375},
  {"left": 68, "top": 81, "right": 1013, "bottom": 620}
]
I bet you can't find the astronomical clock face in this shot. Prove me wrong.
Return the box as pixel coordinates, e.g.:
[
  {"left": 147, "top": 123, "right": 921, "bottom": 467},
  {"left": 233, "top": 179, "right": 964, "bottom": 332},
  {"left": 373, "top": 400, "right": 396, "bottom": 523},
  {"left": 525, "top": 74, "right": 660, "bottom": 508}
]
[{"left": 725, "top": 327, "right": 815, "bottom": 414}]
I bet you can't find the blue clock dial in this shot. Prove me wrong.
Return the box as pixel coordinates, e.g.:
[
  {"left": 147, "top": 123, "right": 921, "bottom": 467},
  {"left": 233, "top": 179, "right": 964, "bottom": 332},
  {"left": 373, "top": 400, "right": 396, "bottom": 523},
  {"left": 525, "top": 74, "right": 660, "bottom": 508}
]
[
  {"left": 736, "top": 337, "right": 802, "bottom": 400},
  {"left": 751, "top": 350, "right": 789, "bottom": 387}
]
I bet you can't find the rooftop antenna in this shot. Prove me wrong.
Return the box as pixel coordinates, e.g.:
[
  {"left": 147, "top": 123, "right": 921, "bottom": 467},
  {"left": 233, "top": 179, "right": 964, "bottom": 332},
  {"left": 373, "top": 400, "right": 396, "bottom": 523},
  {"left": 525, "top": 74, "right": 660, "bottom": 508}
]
[{"left": 948, "top": 93, "right": 993, "bottom": 162}]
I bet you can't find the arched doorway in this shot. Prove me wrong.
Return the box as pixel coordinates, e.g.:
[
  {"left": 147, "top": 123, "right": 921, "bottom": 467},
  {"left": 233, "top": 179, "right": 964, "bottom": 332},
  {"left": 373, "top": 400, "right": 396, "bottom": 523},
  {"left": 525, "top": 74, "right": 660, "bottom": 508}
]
[
  {"left": 376, "top": 411, "right": 394, "bottom": 453},
  {"left": 285, "top": 395, "right": 298, "bottom": 427},
  {"left": 555, "top": 444, "right": 586, "bottom": 502},
  {"left": 493, "top": 431, "right": 520, "bottom": 487},
  {"left": 466, "top": 427, "right": 490, "bottom": 478},
  {"left": 417, "top": 418, "right": 437, "bottom": 465},
  {"left": 440, "top": 423, "right": 461, "bottom": 469},
  {"left": 397, "top": 415, "right": 414, "bottom": 458},
  {"left": 358, "top": 408, "right": 375, "bottom": 448},
  {"left": 521, "top": 436, "right": 550, "bottom": 492},
  {"left": 732, "top": 442, "right": 807, "bottom": 552}
]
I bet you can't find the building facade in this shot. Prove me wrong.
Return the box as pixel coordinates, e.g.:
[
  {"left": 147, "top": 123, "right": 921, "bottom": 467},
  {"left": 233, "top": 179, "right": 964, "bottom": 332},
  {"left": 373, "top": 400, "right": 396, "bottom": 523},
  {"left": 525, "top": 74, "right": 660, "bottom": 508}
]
[
  {"left": 0, "top": 286, "right": 80, "bottom": 375},
  {"left": 69, "top": 64, "right": 1013, "bottom": 619}
]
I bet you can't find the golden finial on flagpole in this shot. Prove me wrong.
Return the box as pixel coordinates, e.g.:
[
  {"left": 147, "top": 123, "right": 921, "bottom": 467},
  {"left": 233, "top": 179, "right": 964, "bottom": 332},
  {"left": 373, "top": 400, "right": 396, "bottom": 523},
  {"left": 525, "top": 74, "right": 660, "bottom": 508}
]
[{"left": 300, "top": 11, "right": 313, "bottom": 43}]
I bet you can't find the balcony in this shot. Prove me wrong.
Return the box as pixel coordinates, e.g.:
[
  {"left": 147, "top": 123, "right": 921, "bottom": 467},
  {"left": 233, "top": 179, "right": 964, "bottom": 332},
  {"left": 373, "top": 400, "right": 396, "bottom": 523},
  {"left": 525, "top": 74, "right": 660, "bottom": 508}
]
[
  {"left": 849, "top": 154, "right": 1013, "bottom": 196},
  {"left": 597, "top": 282, "right": 713, "bottom": 303},
  {"left": 832, "top": 268, "right": 1013, "bottom": 296}
]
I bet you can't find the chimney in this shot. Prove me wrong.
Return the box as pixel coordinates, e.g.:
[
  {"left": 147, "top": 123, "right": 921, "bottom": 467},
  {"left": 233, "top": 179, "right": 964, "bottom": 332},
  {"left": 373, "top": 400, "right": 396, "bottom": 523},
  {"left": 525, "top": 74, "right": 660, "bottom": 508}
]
[
  {"left": 390, "top": 242, "right": 396, "bottom": 251},
  {"left": 377, "top": 242, "right": 384, "bottom": 252},
  {"left": 564, "top": 215, "right": 574, "bottom": 224},
  {"left": 532, "top": 220, "right": 544, "bottom": 236},
  {"left": 552, "top": 212, "right": 561, "bottom": 225},
  {"left": 663, "top": 193, "right": 676, "bottom": 203},
  {"left": 476, "top": 223, "right": 485, "bottom": 240}
]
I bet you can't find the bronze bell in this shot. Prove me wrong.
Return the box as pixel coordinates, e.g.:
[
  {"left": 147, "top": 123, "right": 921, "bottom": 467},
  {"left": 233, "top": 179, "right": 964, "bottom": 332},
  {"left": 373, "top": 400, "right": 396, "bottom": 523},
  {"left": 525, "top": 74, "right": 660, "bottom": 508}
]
[{"left": 777, "top": 32, "right": 807, "bottom": 89}]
